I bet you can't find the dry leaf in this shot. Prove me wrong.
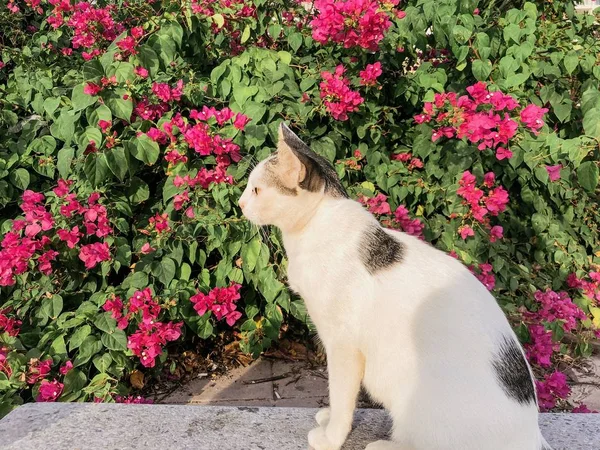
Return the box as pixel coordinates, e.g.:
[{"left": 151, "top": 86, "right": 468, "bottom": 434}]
[{"left": 130, "top": 370, "right": 145, "bottom": 389}]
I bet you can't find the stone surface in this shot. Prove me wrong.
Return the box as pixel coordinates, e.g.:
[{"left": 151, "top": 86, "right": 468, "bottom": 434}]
[
  {"left": 163, "top": 358, "right": 331, "bottom": 408},
  {"left": 1, "top": 403, "right": 598, "bottom": 450}
]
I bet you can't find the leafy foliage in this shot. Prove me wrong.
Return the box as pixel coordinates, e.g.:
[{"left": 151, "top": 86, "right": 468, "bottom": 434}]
[{"left": 0, "top": 0, "right": 599, "bottom": 415}]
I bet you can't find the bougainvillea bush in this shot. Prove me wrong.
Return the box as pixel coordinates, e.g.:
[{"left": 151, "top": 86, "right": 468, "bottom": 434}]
[{"left": 1, "top": 0, "right": 599, "bottom": 415}]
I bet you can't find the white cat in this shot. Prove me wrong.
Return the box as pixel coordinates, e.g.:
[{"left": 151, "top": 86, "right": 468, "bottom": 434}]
[{"left": 238, "top": 123, "right": 551, "bottom": 450}]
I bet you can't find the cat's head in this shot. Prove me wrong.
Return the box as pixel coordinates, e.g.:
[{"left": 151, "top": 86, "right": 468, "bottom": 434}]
[{"left": 239, "top": 122, "right": 347, "bottom": 230}]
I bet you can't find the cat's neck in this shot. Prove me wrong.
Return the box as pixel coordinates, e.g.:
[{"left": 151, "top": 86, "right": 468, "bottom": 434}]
[{"left": 281, "top": 197, "right": 371, "bottom": 256}]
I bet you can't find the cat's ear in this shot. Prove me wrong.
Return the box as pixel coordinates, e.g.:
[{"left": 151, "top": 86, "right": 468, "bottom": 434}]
[{"left": 276, "top": 123, "right": 307, "bottom": 188}]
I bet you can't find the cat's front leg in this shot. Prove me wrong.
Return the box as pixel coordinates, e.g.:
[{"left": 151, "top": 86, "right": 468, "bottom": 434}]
[{"left": 308, "top": 345, "right": 364, "bottom": 450}]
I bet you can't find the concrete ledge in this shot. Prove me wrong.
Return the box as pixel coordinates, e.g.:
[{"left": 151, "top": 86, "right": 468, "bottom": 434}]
[{"left": 0, "top": 403, "right": 598, "bottom": 450}]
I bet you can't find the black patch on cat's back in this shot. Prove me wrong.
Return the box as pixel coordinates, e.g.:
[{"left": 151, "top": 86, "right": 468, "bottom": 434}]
[
  {"left": 492, "top": 335, "right": 536, "bottom": 405},
  {"left": 541, "top": 443, "right": 553, "bottom": 450},
  {"left": 360, "top": 226, "right": 404, "bottom": 274}
]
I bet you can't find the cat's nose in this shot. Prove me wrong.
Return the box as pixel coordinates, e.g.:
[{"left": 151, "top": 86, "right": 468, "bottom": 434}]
[{"left": 238, "top": 199, "right": 246, "bottom": 210}]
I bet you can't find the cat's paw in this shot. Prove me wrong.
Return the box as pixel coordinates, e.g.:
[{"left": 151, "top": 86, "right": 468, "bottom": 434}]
[
  {"left": 364, "top": 440, "right": 399, "bottom": 450},
  {"left": 308, "top": 426, "right": 340, "bottom": 450},
  {"left": 315, "top": 408, "right": 331, "bottom": 427}
]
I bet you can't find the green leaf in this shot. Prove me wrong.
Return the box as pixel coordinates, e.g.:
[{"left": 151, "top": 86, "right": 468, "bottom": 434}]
[
  {"left": 583, "top": 108, "right": 600, "bottom": 139},
  {"left": 241, "top": 25, "right": 251, "bottom": 44},
  {"left": 137, "top": 45, "right": 160, "bottom": 76},
  {"left": 452, "top": 25, "right": 471, "bottom": 44},
  {"left": 43, "top": 97, "right": 61, "bottom": 116},
  {"left": 160, "top": 21, "right": 184, "bottom": 48},
  {"left": 563, "top": 51, "right": 579, "bottom": 75},
  {"left": 151, "top": 34, "right": 177, "bottom": 67},
  {"left": 100, "top": 329, "right": 128, "bottom": 351},
  {"left": 105, "top": 147, "right": 128, "bottom": 181},
  {"left": 129, "top": 135, "right": 160, "bottom": 165},
  {"left": 241, "top": 238, "right": 261, "bottom": 272},
  {"left": 74, "top": 335, "right": 102, "bottom": 367},
  {"left": 105, "top": 89, "right": 133, "bottom": 122},
  {"left": 69, "top": 325, "right": 92, "bottom": 351},
  {"left": 57, "top": 147, "right": 75, "bottom": 179},
  {"left": 577, "top": 161, "right": 599, "bottom": 192},
  {"left": 72, "top": 84, "right": 98, "bottom": 111},
  {"left": 158, "top": 258, "right": 176, "bottom": 286},
  {"left": 94, "top": 313, "right": 117, "bottom": 333},
  {"left": 41, "top": 295, "right": 63, "bottom": 320},
  {"left": 472, "top": 59, "right": 492, "bottom": 81},
  {"left": 84, "top": 154, "right": 110, "bottom": 187},
  {"left": 288, "top": 32, "right": 302, "bottom": 52},
  {"left": 9, "top": 168, "right": 30, "bottom": 190},
  {"left": 127, "top": 177, "right": 149, "bottom": 203},
  {"left": 311, "top": 137, "right": 336, "bottom": 163},
  {"left": 93, "top": 353, "right": 113, "bottom": 373},
  {"left": 63, "top": 369, "right": 87, "bottom": 394},
  {"left": 113, "top": 62, "right": 135, "bottom": 84},
  {"left": 233, "top": 85, "right": 258, "bottom": 107}
]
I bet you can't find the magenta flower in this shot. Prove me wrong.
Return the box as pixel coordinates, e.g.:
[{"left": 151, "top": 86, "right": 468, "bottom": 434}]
[
  {"left": 59, "top": 361, "right": 73, "bottom": 376},
  {"left": 495, "top": 147, "right": 513, "bottom": 160},
  {"left": 459, "top": 225, "right": 474, "bottom": 240},
  {"left": 78, "top": 242, "right": 110, "bottom": 269},
  {"left": 83, "top": 83, "right": 102, "bottom": 96},
  {"left": 489, "top": 225, "right": 503, "bottom": 243},
  {"left": 37, "top": 379, "right": 64, "bottom": 402},
  {"left": 233, "top": 113, "right": 250, "bottom": 130},
  {"left": 134, "top": 66, "right": 149, "bottom": 78},
  {"left": 319, "top": 65, "right": 364, "bottom": 121},
  {"left": 520, "top": 104, "right": 548, "bottom": 134},
  {"left": 359, "top": 62, "right": 383, "bottom": 86},
  {"left": 546, "top": 165, "right": 561, "bottom": 182},
  {"left": 140, "top": 243, "right": 155, "bottom": 254}
]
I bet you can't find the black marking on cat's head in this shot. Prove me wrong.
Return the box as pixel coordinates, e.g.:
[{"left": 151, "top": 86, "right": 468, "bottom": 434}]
[
  {"left": 359, "top": 225, "right": 404, "bottom": 274},
  {"left": 491, "top": 335, "right": 536, "bottom": 406},
  {"left": 541, "top": 443, "right": 553, "bottom": 450},
  {"left": 279, "top": 122, "right": 348, "bottom": 198}
]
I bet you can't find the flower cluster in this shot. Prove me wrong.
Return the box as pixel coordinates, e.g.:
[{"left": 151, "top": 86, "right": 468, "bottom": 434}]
[
  {"left": 311, "top": 0, "right": 404, "bottom": 51},
  {"left": 457, "top": 171, "right": 508, "bottom": 240},
  {"left": 359, "top": 62, "right": 383, "bottom": 87},
  {"left": 359, "top": 193, "right": 425, "bottom": 238},
  {"left": 392, "top": 152, "right": 424, "bottom": 171},
  {"left": 0, "top": 308, "right": 22, "bottom": 337},
  {"left": 415, "top": 82, "right": 548, "bottom": 160},
  {"left": 528, "top": 290, "right": 586, "bottom": 332},
  {"left": 37, "top": 379, "right": 64, "bottom": 402},
  {"left": 525, "top": 324, "right": 557, "bottom": 367},
  {"left": 103, "top": 289, "right": 183, "bottom": 368},
  {"left": 470, "top": 262, "right": 496, "bottom": 291},
  {"left": 536, "top": 371, "right": 570, "bottom": 411},
  {"left": 319, "top": 65, "right": 364, "bottom": 121},
  {"left": 26, "top": 358, "right": 53, "bottom": 385},
  {"left": 190, "top": 284, "right": 243, "bottom": 327},
  {"left": 567, "top": 272, "right": 600, "bottom": 303}
]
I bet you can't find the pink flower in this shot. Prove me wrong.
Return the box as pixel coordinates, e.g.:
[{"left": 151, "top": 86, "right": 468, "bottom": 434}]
[
  {"left": 152, "top": 83, "right": 172, "bottom": 102},
  {"left": 131, "top": 26, "right": 144, "bottom": 39},
  {"left": 520, "top": 104, "right": 548, "bottom": 134},
  {"left": 311, "top": 0, "right": 395, "bottom": 51},
  {"left": 185, "top": 207, "right": 195, "bottom": 218},
  {"left": 116, "top": 35, "right": 137, "bottom": 54},
  {"left": 190, "top": 284, "right": 242, "bottom": 326},
  {"left": 319, "top": 65, "right": 364, "bottom": 121},
  {"left": 546, "top": 165, "right": 561, "bottom": 182},
  {"left": 98, "top": 120, "right": 111, "bottom": 133},
  {"left": 83, "top": 83, "right": 102, "bottom": 96},
  {"left": 140, "top": 243, "right": 155, "bottom": 254},
  {"left": 115, "top": 395, "right": 153, "bottom": 404},
  {"left": 359, "top": 62, "right": 383, "bottom": 86},
  {"left": 134, "top": 66, "right": 149, "bottom": 78},
  {"left": 525, "top": 324, "right": 556, "bottom": 367},
  {"left": 78, "top": 242, "right": 110, "bottom": 269},
  {"left": 53, "top": 179, "right": 73, "bottom": 197},
  {"left": 360, "top": 193, "right": 391, "bottom": 215},
  {"left": 495, "top": 147, "right": 513, "bottom": 160},
  {"left": 37, "top": 379, "right": 64, "bottom": 402},
  {"left": 536, "top": 371, "right": 570, "bottom": 411},
  {"left": 459, "top": 225, "right": 474, "bottom": 240},
  {"left": 489, "top": 225, "right": 503, "bottom": 243},
  {"left": 103, "top": 297, "right": 124, "bottom": 320},
  {"left": 27, "top": 359, "right": 52, "bottom": 385},
  {"left": 393, "top": 206, "right": 424, "bottom": 238},
  {"left": 573, "top": 404, "right": 598, "bottom": 413},
  {"left": 59, "top": 361, "right": 73, "bottom": 376},
  {"left": 233, "top": 113, "right": 250, "bottom": 130}
]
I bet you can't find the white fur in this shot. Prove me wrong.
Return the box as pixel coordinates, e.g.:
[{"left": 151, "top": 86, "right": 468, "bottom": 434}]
[{"left": 239, "top": 131, "right": 550, "bottom": 450}]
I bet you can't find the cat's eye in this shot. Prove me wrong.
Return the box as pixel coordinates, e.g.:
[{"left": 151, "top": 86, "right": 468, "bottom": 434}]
[{"left": 253, "top": 187, "right": 260, "bottom": 195}]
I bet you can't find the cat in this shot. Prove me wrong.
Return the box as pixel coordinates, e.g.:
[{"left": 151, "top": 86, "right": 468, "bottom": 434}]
[{"left": 238, "top": 122, "right": 552, "bottom": 450}]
